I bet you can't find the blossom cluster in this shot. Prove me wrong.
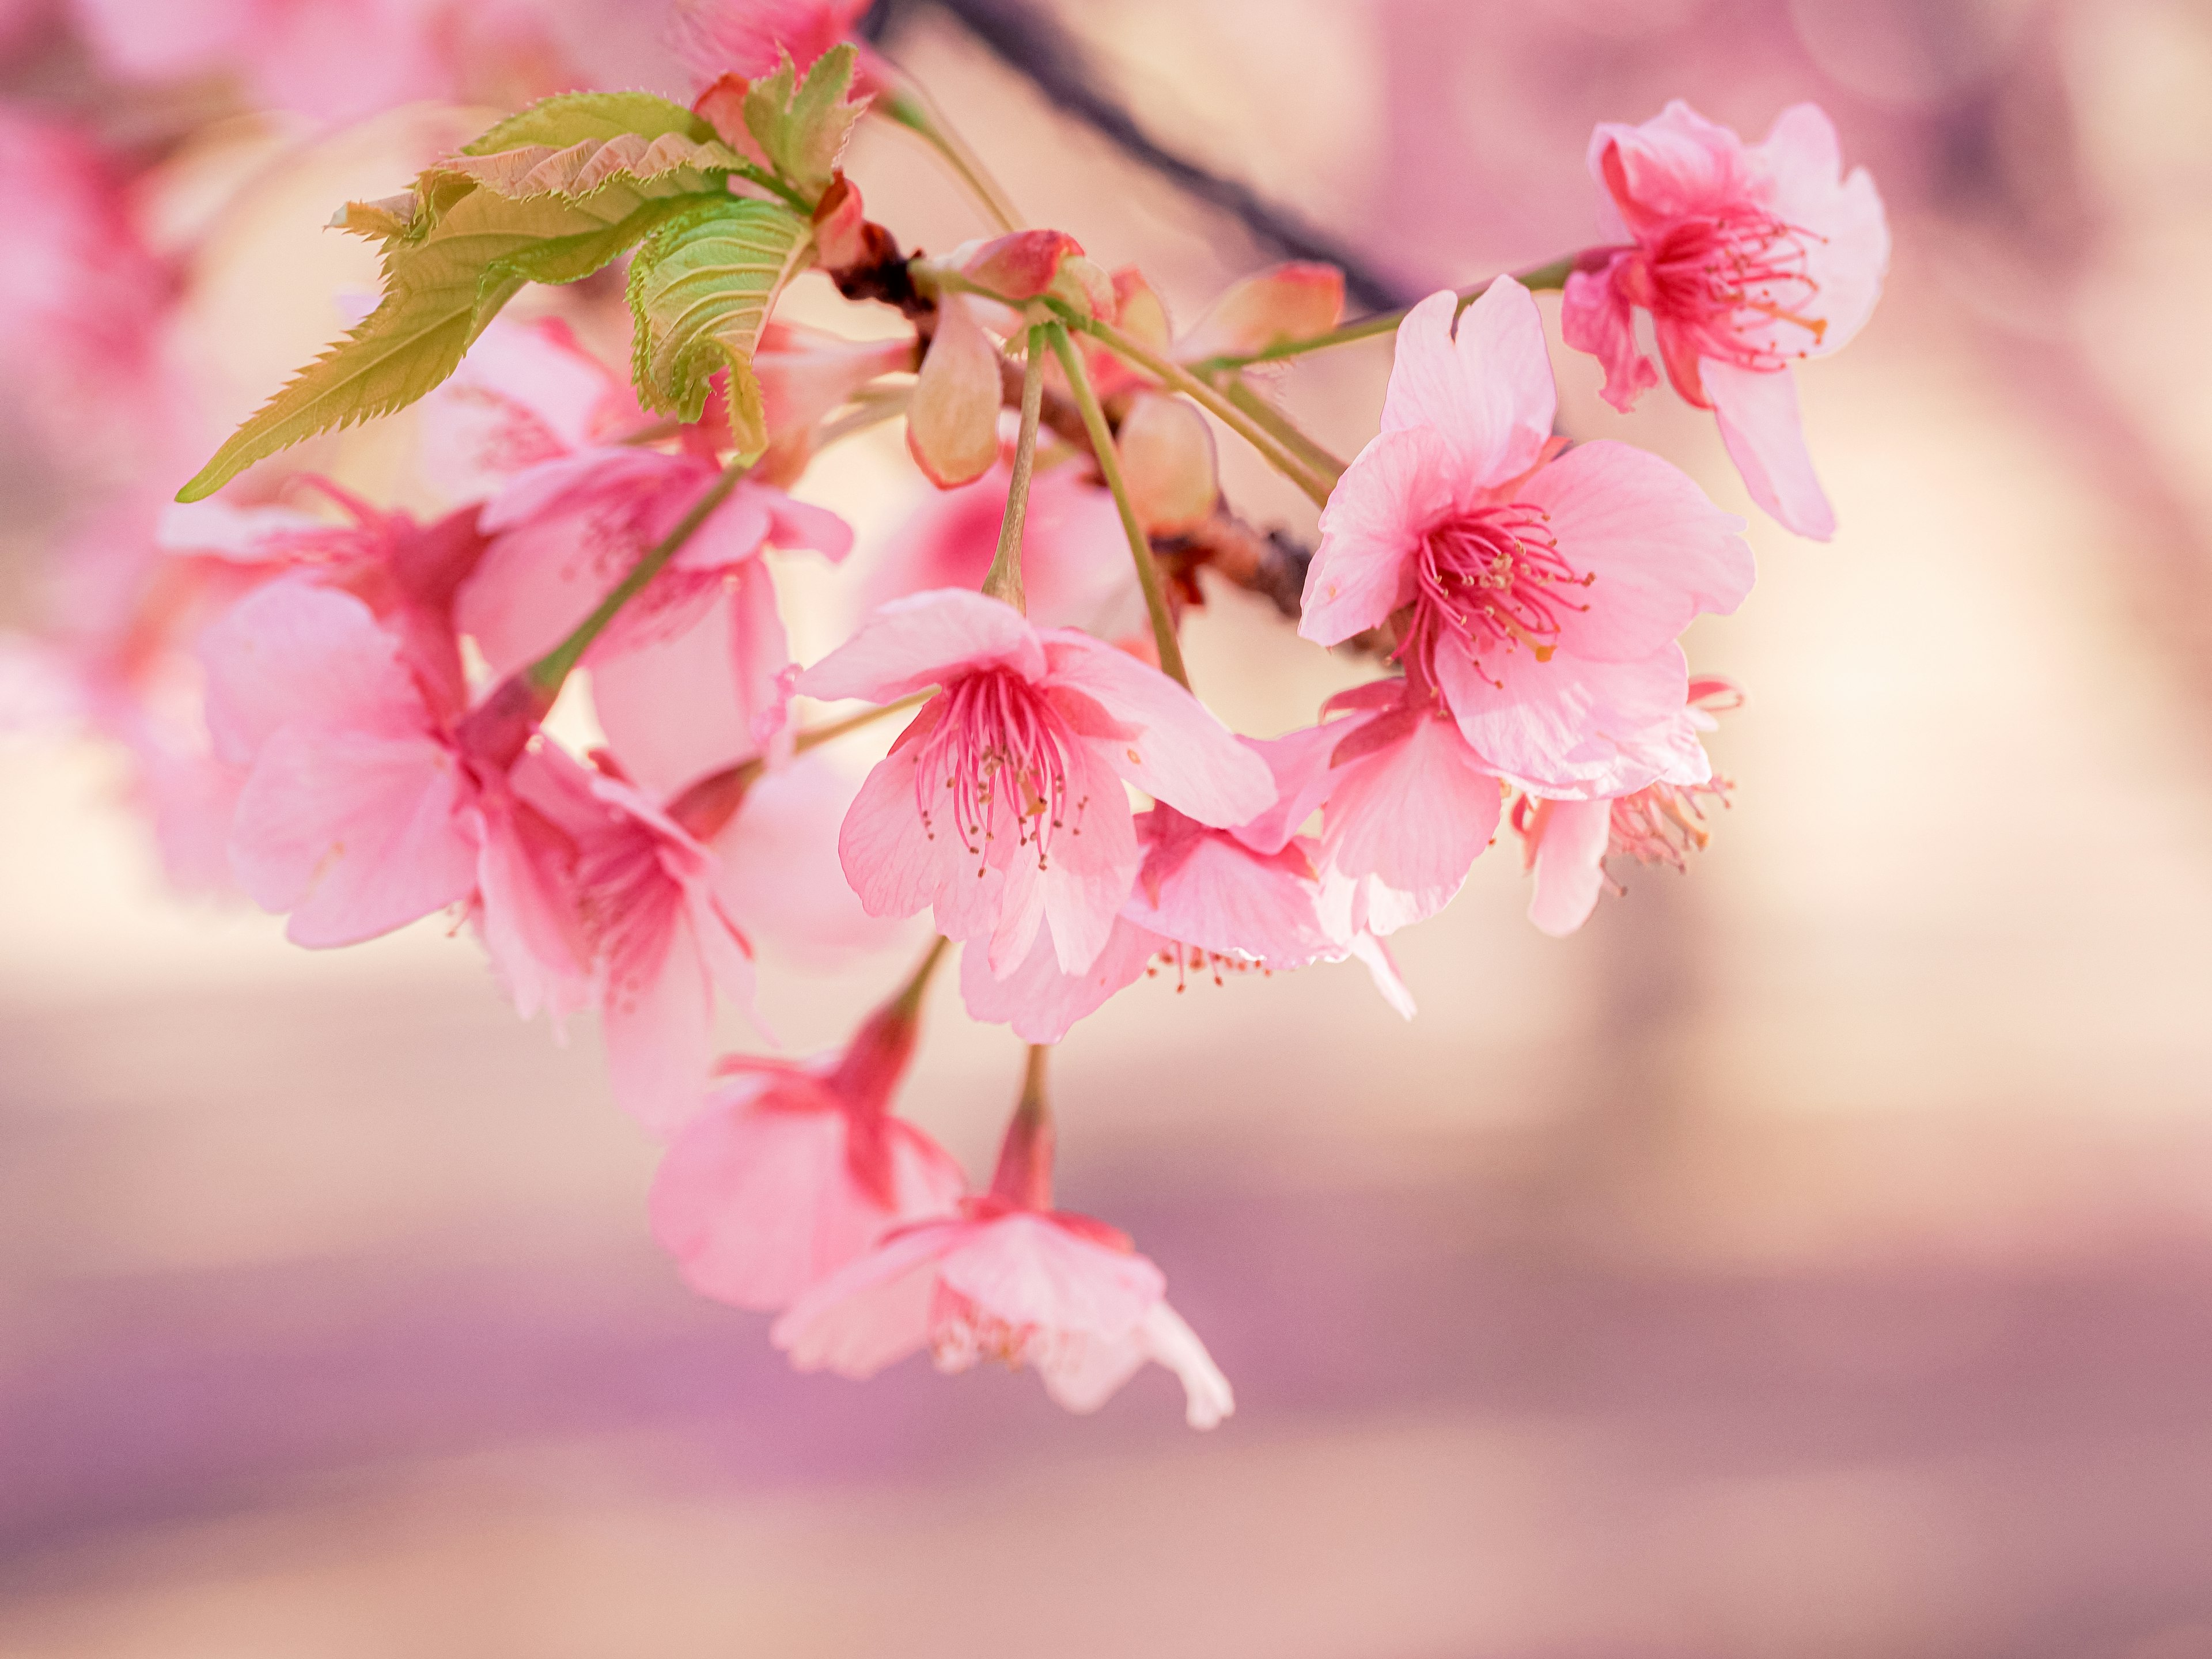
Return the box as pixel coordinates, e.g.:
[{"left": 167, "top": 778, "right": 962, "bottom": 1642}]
[{"left": 2, "top": 2, "right": 1887, "bottom": 1427}]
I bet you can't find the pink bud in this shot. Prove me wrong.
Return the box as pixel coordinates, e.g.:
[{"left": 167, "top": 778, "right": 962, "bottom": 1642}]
[
  {"left": 691, "top": 73, "right": 770, "bottom": 168},
  {"left": 953, "top": 229, "right": 1084, "bottom": 301},
  {"left": 1116, "top": 391, "right": 1218, "bottom": 535},
  {"left": 1178, "top": 262, "right": 1345, "bottom": 362},
  {"left": 906, "top": 297, "right": 1002, "bottom": 488}
]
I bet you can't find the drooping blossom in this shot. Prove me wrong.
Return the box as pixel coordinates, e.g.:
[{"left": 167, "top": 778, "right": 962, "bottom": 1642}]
[
  {"left": 771, "top": 1057, "right": 1233, "bottom": 1427},
  {"left": 960, "top": 734, "right": 1416, "bottom": 1043},
  {"left": 1513, "top": 676, "right": 1743, "bottom": 936},
  {"left": 199, "top": 575, "right": 527, "bottom": 946},
  {"left": 652, "top": 942, "right": 965, "bottom": 1308},
  {"left": 1301, "top": 275, "right": 1755, "bottom": 801},
  {"left": 796, "top": 589, "right": 1275, "bottom": 979},
  {"left": 1243, "top": 681, "right": 1507, "bottom": 942},
  {"left": 1562, "top": 101, "right": 1889, "bottom": 539}
]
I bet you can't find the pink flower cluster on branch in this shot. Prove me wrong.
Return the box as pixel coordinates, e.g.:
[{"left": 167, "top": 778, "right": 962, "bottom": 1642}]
[{"left": 3, "top": 1, "right": 1889, "bottom": 1430}]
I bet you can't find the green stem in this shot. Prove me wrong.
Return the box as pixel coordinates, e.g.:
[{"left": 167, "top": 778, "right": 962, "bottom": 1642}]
[
  {"left": 1055, "top": 306, "right": 1332, "bottom": 509},
  {"left": 983, "top": 328, "right": 1048, "bottom": 611},
  {"left": 1183, "top": 252, "right": 1584, "bottom": 376},
  {"left": 880, "top": 86, "right": 1021, "bottom": 233},
  {"left": 523, "top": 452, "right": 751, "bottom": 697},
  {"left": 1221, "top": 377, "right": 1346, "bottom": 483},
  {"left": 1043, "top": 321, "right": 1191, "bottom": 691}
]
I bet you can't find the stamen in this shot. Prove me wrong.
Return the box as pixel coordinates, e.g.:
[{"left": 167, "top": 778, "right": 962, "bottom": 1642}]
[
  {"left": 914, "top": 668, "right": 1080, "bottom": 875},
  {"left": 1393, "top": 505, "right": 1590, "bottom": 692},
  {"left": 1630, "top": 210, "right": 1828, "bottom": 387}
]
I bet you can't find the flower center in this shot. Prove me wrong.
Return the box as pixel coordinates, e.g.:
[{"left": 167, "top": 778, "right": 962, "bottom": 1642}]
[
  {"left": 1626, "top": 210, "right": 1827, "bottom": 378},
  {"left": 1396, "top": 506, "right": 1590, "bottom": 692},
  {"left": 915, "top": 669, "right": 1085, "bottom": 871}
]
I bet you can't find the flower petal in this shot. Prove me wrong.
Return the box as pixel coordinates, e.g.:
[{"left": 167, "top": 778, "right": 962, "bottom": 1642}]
[
  {"left": 958, "top": 915, "right": 1160, "bottom": 1043},
  {"left": 1300, "top": 426, "right": 1456, "bottom": 646},
  {"left": 1518, "top": 439, "right": 1755, "bottom": 661},
  {"left": 1527, "top": 797, "right": 1612, "bottom": 937},
  {"left": 1703, "top": 360, "right": 1836, "bottom": 540},
  {"left": 798, "top": 589, "right": 1044, "bottom": 704},
  {"left": 905, "top": 294, "right": 1002, "bottom": 489},
  {"left": 770, "top": 1220, "right": 967, "bottom": 1378},
  {"left": 1439, "top": 641, "right": 1707, "bottom": 799},
  {"left": 1379, "top": 279, "right": 1554, "bottom": 484},
  {"left": 1041, "top": 632, "right": 1275, "bottom": 826},
  {"left": 935, "top": 1211, "right": 1165, "bottom": 1340}
]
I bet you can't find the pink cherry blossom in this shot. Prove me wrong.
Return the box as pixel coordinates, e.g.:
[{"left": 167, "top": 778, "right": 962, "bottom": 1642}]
[
  {"left": 652, "top": 960, "right": 966, "bottom": 1308},
  {"left": 560, "top": 765, "right": 765, "bottom": 1134},
  {"left": 1301, "top": 276, "right": 1754, "bottom": 801},
  {"left": 1513, "top": 675, "right": 1743, "bottom": 936},
  {"left": 199, "top": 577, "right": 495, "bottom": 947},
  {"left": 797, "top": 589, "right": 1275, "bottom": 979},
  {"left": 1562, "top": 101, "right": 1889, "bottom": 539},
  {"left": 417, "top": 317, "right": 652, "bottom": 508},
  {"left": 770, "top": 1077, "right": 1233, "bottom": 1427}
]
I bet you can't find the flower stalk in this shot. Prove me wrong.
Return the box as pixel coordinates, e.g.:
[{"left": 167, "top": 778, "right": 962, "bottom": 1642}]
[
  {"left": 1042, "top": 321, "right": 1191, "bottom": 689},
  {"left": 982, "top": 325, "right": 1049, "bottom": 611}
]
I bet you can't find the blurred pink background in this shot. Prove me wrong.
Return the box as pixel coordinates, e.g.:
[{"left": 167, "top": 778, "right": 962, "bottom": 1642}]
[{"left": 6, "top": 1, "right": 2212, "bottom": 1653}]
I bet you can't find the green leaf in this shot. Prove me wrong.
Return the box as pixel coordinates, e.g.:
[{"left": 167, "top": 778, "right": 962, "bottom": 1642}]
[
  {"left": 627, "top": 196, "right": 813, "bottom": 452},
  {"left": 178, "top": 188, "right": 670, "bottom": 503},
  {"left": 437, "top": 130, "right": 750, "bottom": 206},
  {"left": 742, "top": 44, "right": 866, "bottom": 199},
  {"left": 460, "top": 90, "right": 713, "bottom": 157}
]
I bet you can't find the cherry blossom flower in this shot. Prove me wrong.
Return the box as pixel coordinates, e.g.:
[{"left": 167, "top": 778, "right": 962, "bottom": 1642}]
[
  {"left": 651, "top": 950, "right": 966, "bottom": 1308},
  {"left": 797, "top": 589, "right": 1275, "bottom": 978},
  {"left": 199, "top": 577, "right": 504, "bottom": 946},
  {"left": 771, "top": 1066, "right": 1233, "bottom": 1427},
  {"left": 1301, "top": 275, "right": 1754, "bottom": 801},
  {"left": 1513, "top": 675, "right": 1743, "bottom": 935},
  {"left": 1562, "top": 101, "right": 1889, "bottom": 539}
]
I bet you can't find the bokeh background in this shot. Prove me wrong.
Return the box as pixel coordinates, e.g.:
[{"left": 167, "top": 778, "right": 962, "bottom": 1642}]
[{"left": 7, "top": 1, "right": 2212, "bottom": 1653}]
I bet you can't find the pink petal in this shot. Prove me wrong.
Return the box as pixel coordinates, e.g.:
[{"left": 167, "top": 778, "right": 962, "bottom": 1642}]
[
  {"left": 593, "top": 567, "right": 786, "bottom": 798},
  {"left": 958, "top": 915, "right": 1160, "bottom": 1043},
  {"left": 1300, "top": 427, "right": 1456, "bottom": 646},
  {"left": 1702, "top": 360, "right": 1836, "bottom": 540},
  {"left": 709, "top": 755, "right": 906, "bottom": 967},
  {"left": 1116, "top": 391, "right": 1219, "bottom": 535},
  {"left": 1589, "top": 100, "right": 1753, "bottom": 233},
  {"left": 1527, "top": 797, "right": 1612, "bottom": 937},
  {"left": 1033, "top": 735, "right": 1141, "bottom": 975},
  {"left": 1560, "top": 260, "right": 1658, "bottom": 414},
  {"left": 950, "top": 229, "right": 1083, "bottom": 301},
  {"left": 599, "top": 890, "right": 718, "bottom": 1137},
  {"left": 1757, "top": 104, "right": 1890, "bottom": 355},
  {"left": 935, "top": 1211, "right": 1164, "bottom": 1340},
  {"left": 230, "top": 725, "right": 478, "bottom": 946},
  {"left": 1138, "top": 1301, "right": 1235, "bottom": 1429},
  {"left": 1126, "top": 825, "right": 1328, "bottom": 967},
  {"left": 1175, "top": 262, "right": 1344, "bottom": 363},
  {"left": 1378, "top": 279, "right": 1554, "bottom": 484},
  {"left": 836, "top": 725, "right": 1005, "bottom": 946},
  {"left": 1232, "top": 720, "right": 1357, "bottom": 855},
  {"left": 653, "top": 1098, "right": 960, "bottom": 1312},
  {"left": 1039, "top": 632, "right": 1275, "bottom": 826},
  {"left": 771, "top": 1220, "right": 968, "bottom": 1378},
  {"left": 1342, "top": 930, "right": 1418, "bottom": 1019},
  {"left": 1516, "top": 440, "right": 1755, "bottom": 661},
  {"left": 1438, "top": 641, "right": 1707, "bottom": 799},
  {"left": 798, "top": 589, "right": 1045, "bottom": 704},
  {"left": 1321, "top": 715, "right": 1499, "bottom": 925},
  {"left": 472, "top": 787, "right": 592, "bottom": 1024},
  {"left": 199, "top": 579, "right": 424, "bottom": 763},
  {"left": 905, "top": 294, "right": 1002, "bottom": 489}
]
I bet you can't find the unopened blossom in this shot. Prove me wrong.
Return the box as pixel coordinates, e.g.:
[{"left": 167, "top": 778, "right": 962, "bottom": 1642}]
[
  {"left": 771, "top": 1068, "right": 1233, "bottom": 1427},
  {"left": 797, "top": 589, "right": 1275, "bottom": 978},
  {"left": 1302, "top": 275, "right": 1755, "bottom": 801},
  {"left": 1563, "top": 101, "right": 1889, "bottom": 539},
  {"left": 652, "top": 950, "right": 965, "bottom": 1308},
  {"left": 1513, "top": 676, "right": 1743, "bottom": 936}
]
